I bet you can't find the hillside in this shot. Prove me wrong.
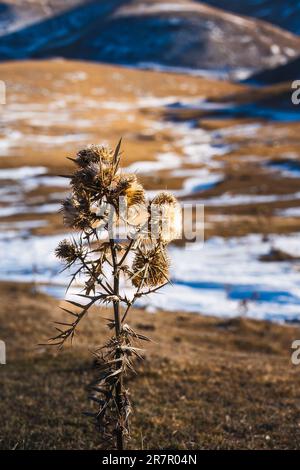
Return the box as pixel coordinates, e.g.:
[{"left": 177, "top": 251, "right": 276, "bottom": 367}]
[
  {"left": 0, "top": 0, "right": 83, "bottom": 35},
  {"left": 200, "top": 0, "right": 300, "bottom": 35},
  {"left": 0, "top": 1, "right": 299, "bottom": 78},
  {"left": 247, "top": 56, "right": 300, "bottom": 85}
]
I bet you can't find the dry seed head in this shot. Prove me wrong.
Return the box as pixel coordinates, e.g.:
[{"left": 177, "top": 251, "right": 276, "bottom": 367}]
[
  {"left": 61, "top": 195, "right": 92, "bottom": 230},
  {"left": 125, "top": 181, "right": 145, "bottom": 207},
  {"left": 55, "top": 239, "right": 79, "bottom": 264},
  {"left": 152, "top": 192, "right": 177, "bottom": 206},
  {"left": 115, "top": 173, "right": 136, "bottom": 192},
  {"left": 131, "top": 245, "right": 169, "bottom": 288},
  {"left": 113, "top": 174, "right": 145, "bottom": 207},
  {"left": 71, "top": 164, "right": 98, "bottom": 189},
  {"left": 151, "top": 192, "right": 182, "bottom": 243},
  {"left": 76, "top": 144, "right": 113, "bottom": 167},
  {"left": 61, "top": 196, "right": 80, "bottom": 228},
  {"left": 96, "top": 166, "right": 115, "bottom": 189},
  {"left": 75, "top": 145, "right": 117, "bottom": 191}
]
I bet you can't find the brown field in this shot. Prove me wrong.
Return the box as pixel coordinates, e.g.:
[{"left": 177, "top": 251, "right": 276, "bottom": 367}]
[
  {"left": 1, "top": 60, "right": 300, "bottom": 240},
  {"left": 1, "top": 57, "right": 300, "bottom": 451},
  {"left": 0, "top": 281, "right": 299, "bottom": 450}
]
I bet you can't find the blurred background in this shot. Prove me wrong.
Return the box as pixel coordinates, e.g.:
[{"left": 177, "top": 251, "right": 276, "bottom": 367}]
[
  {"left": 1, "top": 0, "right": 300, "bottom": 451},
  {"left": 0, "top": 0, "right": 300, "bottom": 322}
]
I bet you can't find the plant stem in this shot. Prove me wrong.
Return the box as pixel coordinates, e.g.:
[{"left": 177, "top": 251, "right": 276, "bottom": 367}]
[{"left": 111, "top": 242, "right": 124, "bottom": 450}]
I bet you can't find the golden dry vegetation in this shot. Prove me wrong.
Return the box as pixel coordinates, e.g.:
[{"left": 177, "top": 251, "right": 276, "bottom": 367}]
[
  {"left": 0, "top": 281, "right": 299, "bottom": 449},
  {"left": 1, "top": 60, "right": 300, "bottom": 240}
]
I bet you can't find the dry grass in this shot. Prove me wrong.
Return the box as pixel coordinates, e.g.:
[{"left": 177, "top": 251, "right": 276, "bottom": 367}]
[
  {"left": 0, "top": 59, "right": 242, "bottom": 171},
  {"left": 0, "top": 281, "right": 299, "bottom": 449},
  {"left": 1, "top": 60, "right": 300, "bottom": 241},
  {"left": 0, "top": 59, "right": 244, "bottom": 237}
]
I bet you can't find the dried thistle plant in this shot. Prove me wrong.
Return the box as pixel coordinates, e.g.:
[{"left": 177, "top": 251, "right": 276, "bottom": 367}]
[{"left": 50, "top": 140, "right": 181, "bottom": 450}]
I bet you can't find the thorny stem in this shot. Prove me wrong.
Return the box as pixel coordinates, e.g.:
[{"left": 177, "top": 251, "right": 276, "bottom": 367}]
[
  {"left": 79, "top": 255, "right": 113, "bottom": 295},
  {"left": 121, "top": 263, "right": 149, "bottom": 324},
  {"left": 117, "top": 237, "right": 134, "bottom": 268},
  {"left": 110, "top": 239, "right": 124, "bottom": 450}
]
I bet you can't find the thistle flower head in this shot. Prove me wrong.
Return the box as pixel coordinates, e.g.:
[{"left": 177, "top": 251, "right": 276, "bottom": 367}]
[
  {"left": 150, "top": 192, "right": 182, "bottom": 243},
  {"left": 107, "top": 173, "right": 146, "bottom": 220},
  {"left": 131, "top": 244, "right": 169, "bottom": 288},
  {"left": 61, "top": 194, "right": 92, "bottom": 230},
  {"left": 61, "top": 196, "right": 79, "bottom": 228},
  {"left": 124, "top": 179, "right": 145, "bottom": 207},
  {"left": 116, "top": 174, "right": 145, "bottom": 205},
  {"left": 71, "top": 164, "right": 98, "bottom": 190},
  {"left": 55, "top": 239, "right": 79, "bottom": 264},
  {"left": 75, "top": 144, "right": 113, "bottom": 167},
  {"left": 74, "top": 145, "right": 118, "bottom": 193},
  {"left": 96, "top": 165, "right": 116, "bottom": 189},
  {"left": 152, "top": 192, "right": 177, "bottom": 206},
  {"left": 72, "top": 163, "right": 116, "bottom": 194}
]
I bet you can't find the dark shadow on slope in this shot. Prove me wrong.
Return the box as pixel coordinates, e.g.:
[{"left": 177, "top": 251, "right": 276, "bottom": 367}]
[
  {"left": 246, "top": 56, "right": 300, "bottom": 85},
  {"left": 0, "top": 2, "right": 208, "bottom": 70},
  {"left": 0, "top": 2, "right": 15, "bottom": 25},
  {"left": 33, "top": 14, "right": 207, "bottom": 71},
  {"left": 198, "top": 0, "right": 300, "bottom": 35},
  {"left": 0, "top": 2, "right": 10, "bottom": 15},
  {"left": 164, "top": 94, "right": 300, "bottom": 123},
  {"left": 0, "top": 0, "right": 125, "bottom": 60},
  {"left": 173, "top": 279, "right": 300, "bottom": 306},
  {"left": 206, "top": 102, "right": 300, "bottom": 122}
]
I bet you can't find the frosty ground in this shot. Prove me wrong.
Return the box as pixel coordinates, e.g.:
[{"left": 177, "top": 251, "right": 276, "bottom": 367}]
[{"left": 0, "top": 60, "right": 300, "bottom": 324}]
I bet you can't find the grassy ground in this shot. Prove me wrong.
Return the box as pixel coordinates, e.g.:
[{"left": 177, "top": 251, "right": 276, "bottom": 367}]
[
  {"left": 1, "top": 60, "right": 300, "bottom": 242},
  {"left": 0, "top": 281, "right": 300, "bottom": 450}
]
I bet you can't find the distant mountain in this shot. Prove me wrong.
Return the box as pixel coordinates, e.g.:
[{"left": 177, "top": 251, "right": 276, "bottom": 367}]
[
  {"left": 0, "top": 0, "right": 299, "bottom": 79},
  {"left": 200, "top": 0, "right": 300, "bottom": 35},
  {"left": 0, "top": 0, "right": 83, "bottom": 35}
]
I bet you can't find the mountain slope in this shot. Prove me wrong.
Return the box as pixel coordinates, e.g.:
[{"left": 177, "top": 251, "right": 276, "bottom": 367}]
[
  {"left": 0, "top": 0, "right": 84, "bottom": 35},
  {"left": 200, "top": 0, "right": 300, "bottom": 35},
  {"left": 0, "top": 0, "right": 299, "bottom": 78}
]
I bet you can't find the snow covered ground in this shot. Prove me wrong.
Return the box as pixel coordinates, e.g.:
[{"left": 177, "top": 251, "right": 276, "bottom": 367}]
[
  {"left": 0, "top": 90, "right": 299, "bottom": 323},
  {"left": 1, "top": 230, "right": 299, "bottom": 323}
]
